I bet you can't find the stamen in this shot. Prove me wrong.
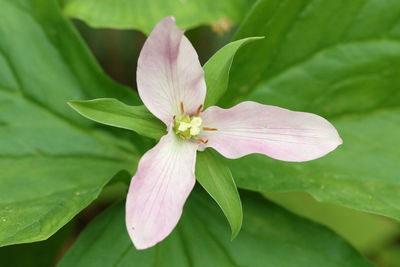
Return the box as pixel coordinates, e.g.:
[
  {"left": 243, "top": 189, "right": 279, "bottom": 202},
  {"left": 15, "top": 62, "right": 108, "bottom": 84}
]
[
  {"left": 202, "top": 127, "right": 218, "bottom": 131},
  {"left": 180, "top": 101, "right": 185, "bottom": 114},
  {"left": 195, "top": 104, "right": 203, "bottom": 116},
  {"left": 197, "top": 138, "right": 208, "bottom": 144},
  {"left": 173, "top": 115, "right": 176, "bottom": 125}
]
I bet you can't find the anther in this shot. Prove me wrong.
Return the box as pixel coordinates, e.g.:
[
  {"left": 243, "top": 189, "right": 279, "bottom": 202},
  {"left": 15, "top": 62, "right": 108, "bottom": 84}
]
[
  {"left": 173, "top": 115, "right": 176, "bottom": 125},
  {"left": 202, "top": 127, "right": 218, "bottom": 131},
  {"left": 195, "top": 104, "right": 203, "bottom": 116},
  {"left": 180, "top": 101, "right": 185, "bottom": 114},
  {"left": 197, "top": 138, "right": 208, "bottom": 144}
]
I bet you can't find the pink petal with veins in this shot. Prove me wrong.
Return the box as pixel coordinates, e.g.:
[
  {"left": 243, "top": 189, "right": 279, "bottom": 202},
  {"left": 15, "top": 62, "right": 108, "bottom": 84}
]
[
  {"left": 137, "top": 16, "right": 206, "bottom": 125},
  {"left": 200, "top": 101, "right": 342, "bottom": 162},
  {"left": 125, "top": 131, "right": 198, "bottom": 249}
]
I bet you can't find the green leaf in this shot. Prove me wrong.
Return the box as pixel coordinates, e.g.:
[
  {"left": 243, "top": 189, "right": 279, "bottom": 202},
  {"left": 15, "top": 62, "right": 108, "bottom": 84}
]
[
  {"left": 0, "top": 0, "right": 137, "bottom": 246},
  {"left": 219, "top": 0, "right": 400, "bottom": 220},
  {"left": 223, "top": 0, "right": 400, "bottom": 106},
  {"left": 61, "top": 0, "right": 256, "bottom": 34},
  {"left": 195, "top": 149, "right": 242, "bottom": 239},
  {"left": 0, "top": 222, "right": 72, "bottom": 267},
  {"left": 266, "top": 192, "right": 400, "bottom": 253},
  {"left": 68, "top": 98, "right": 166, "bottom": 140},
  {"left": 203, "top": 37, "right": 263, "bottom": 108},
  {"left": 375, "top": 246, "right": 400, "bottom": 267},
  {"left": 58, "top": 189, "right": 372, "bottom": 267}
]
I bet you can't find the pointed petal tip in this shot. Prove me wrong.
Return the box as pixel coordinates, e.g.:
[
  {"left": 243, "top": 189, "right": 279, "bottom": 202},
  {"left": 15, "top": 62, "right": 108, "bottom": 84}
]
[
  {"left": 157, "top": 16, "right": 176, "bottom": 25},
  {"left": 200, "top": 101, "right": 344, "bottom": 162},
  {"left": 338, "top": 135, "right": 344, "bottom": 145},
  {"left": 167, "top": 16, "right": 176, "bottom": 22},
  {"left": 137, "top": 15, "right": 206, "bottom": 124},
  {"left": 127, "top": 219, "right": 178, "bottom": 250},
  {"left": 125, "top": 214, "right": 166, "bottom": 250},
  {"left": 130, "top": 234, "right": 159, "bottom": 250},
  {"left": 134, "top": 244, "right": 152, "bottom": 250}
]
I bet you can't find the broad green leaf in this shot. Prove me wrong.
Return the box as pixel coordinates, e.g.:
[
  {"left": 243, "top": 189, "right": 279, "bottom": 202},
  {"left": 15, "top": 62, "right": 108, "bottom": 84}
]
[
  {"left": 58, "top": 189, "right": 372, "bottom": 267},
  {"left": 0, "top": 222, "right": 72, "bottom": 267},
  {"left": 61, "top": 0, "right": 256, "bottom": 34},
  {"left": 195, "top": 149, "right": 242, "bottom": 239},
  {"left": 68, "top": 99, "right": 166, "bottom": 140},
  {"left": 223, "top": 0, "right": 400, "bottom": 106},
  {"left": 266, "top": 192, "right": 400, "bottom": 253},
  {"left": 0, "top": 0, "right": 137, "bottom": 246},
  {"left": 375, "top": 246, "right": 400, "bottom": 267},
  {"left": 219, "top": 0, "right": 400, "bottom": 220},
  {"left": 203, "top": 37, "right": 263, "bottom": 108}
]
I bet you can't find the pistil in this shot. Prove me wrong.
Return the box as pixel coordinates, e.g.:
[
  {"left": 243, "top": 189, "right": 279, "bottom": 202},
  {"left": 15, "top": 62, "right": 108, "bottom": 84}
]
[{"left": 173, "top": 102, "right": 216, "bottom": 143}]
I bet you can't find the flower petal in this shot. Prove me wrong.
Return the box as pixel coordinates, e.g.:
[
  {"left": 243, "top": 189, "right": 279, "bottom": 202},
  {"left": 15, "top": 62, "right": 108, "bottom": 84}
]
[
  {"left": 125, "top": 131, "right": 198, "bottom": 249},
  {"left": 200, "top": 101, "right": 342, "bottom": 162},
  {"left": 137, "top": 16, "right": 206, "bottom": 125}
]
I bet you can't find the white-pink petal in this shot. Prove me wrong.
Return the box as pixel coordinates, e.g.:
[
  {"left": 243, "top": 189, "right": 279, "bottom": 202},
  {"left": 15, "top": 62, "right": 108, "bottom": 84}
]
[
  {"left": 200, "top": 101, "right": 342, "bottom": 162},
  {"left": 137, "top": 16, "right": 206, "bottom": 125},
  {"left": 125, "top": 131, "right": 198, "bottom": 249}
]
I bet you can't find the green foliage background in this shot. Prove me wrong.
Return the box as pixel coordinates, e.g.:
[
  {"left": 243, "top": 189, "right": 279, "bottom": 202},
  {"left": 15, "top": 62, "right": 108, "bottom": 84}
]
[{"left": 0, "top": 0, "right": 399, "bottom": 266}]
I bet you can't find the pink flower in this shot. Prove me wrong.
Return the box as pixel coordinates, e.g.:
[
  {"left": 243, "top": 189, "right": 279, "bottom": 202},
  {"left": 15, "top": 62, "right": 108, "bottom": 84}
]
[{"left": 126, "top": 17, "right": 343, "bottom": 249}]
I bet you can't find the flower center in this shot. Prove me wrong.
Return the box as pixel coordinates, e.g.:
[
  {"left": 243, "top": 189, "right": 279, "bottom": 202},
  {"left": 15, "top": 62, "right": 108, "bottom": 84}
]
[
  {"left": 172, "top": 102, "right": 216, "bottom": 144},
  {"left": 173, "top": 115, "right": 202, "bottom": 139}
]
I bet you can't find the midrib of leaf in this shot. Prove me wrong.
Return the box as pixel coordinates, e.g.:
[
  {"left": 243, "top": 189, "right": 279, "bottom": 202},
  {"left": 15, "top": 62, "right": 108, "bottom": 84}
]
[
  {"left": 265, "top": 38, "right": 400, "bottom": 87},
  {"left": 11, "top": 0, "right": 122, "bottom": 100},
  {"left": 235, "top": 0, "right": 400, "bottom": 100},
  {"left": 0, "top": 86, "right": 135, "bottom": 158},
  {"left": 176, "top": 227, "right": 194, "bottom": 267},
  {"left": 1, "top": 1, "right": 140, "bottom": 158},
  {"left": 190, "top": 194, "right": 242, "bottom": 266},
  {"left": 112, "top": 245, "right": 134, "bottom": 267},
  {"left": 250, "top": 39, "right": 400, "bottom": 121},
  {"left": 203, "top": 158, "right": 238, "bottom": 230},
  {"left": 0, "top": 52, "right": 136, "bottom": 159},
  {"left": 263, "top": 1, "right": 381, "bottom": 79},
  {"left": 232, "top": 0, "right": 310, "bottom": 92},
  {"left": 258, "top": 0, "right": 310, "bottom": 77},
  {"left": 193, "top": 214, "right": 240, "bottom": 266}
]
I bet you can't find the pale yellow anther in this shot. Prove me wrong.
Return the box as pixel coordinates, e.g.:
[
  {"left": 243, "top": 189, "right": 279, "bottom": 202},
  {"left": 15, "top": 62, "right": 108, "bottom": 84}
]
[
  {"left": 190, "top": 125, "right": 201, "bottom": 136},
  {"left": 178, "top": 122, "right": 191, "bottom": 131},
  {"left": 190, "top": 117, "right": 202, "bottom": 126},
  {"left": 188, "top": 117, "right": 202, "bottom": 135}
]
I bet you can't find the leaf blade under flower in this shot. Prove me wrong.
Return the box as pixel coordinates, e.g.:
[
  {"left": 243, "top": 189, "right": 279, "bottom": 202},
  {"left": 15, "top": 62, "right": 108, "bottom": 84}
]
[
  {"left": 0, "top": 0, "right": 139, "bottom": 246},
  {"left": 221, "top": 0, "right": 400, "bottom": 221},
  {"left": 68, "top": 98, "right": 166, "bottom": 140},
  {"left": 58, "top": 189, "right": 372, "bottom": 267},
  {"left": 203, "top": 37, "right": 263, "bottom": 108},
  {"left": 195, "top": 149, "right": 242, "bottom": 239}
]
